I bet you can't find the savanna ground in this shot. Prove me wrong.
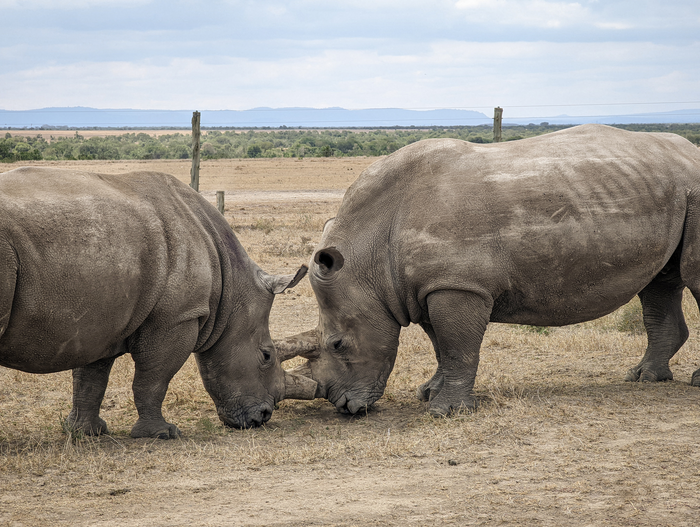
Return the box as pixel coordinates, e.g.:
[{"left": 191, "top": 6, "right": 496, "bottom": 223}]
[{"left": 2, "top": 155, "right": 700, "bottom": 526}]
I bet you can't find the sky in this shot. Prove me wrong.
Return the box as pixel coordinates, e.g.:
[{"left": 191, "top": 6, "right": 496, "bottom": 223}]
[{"left": 1, "top": 0, "right": 699, "bottom": 120}]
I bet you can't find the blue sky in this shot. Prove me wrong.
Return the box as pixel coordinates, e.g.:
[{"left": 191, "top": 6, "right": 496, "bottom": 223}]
[{"left": 1, "top": 0, "right": 699, "bottom": 119}]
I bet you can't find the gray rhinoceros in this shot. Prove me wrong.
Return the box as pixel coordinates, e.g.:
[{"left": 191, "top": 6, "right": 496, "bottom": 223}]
[
  {"left": 277, "top": 124, "right": 700, "bottom": 417},
  {"left": 0, "top": 167, "right": 315, "bottom": 438}
]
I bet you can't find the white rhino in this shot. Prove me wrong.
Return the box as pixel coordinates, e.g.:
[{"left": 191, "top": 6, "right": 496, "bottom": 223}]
[
  {"left": 0, "top": 167, "right": 315, "bottom": 438},
  {"left": 277, "top": 124, "right": 700, "bottom": 416}
]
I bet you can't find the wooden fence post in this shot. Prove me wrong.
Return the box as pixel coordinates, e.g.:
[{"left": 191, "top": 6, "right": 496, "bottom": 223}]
[
  {"left": 493, "top": 107, "right": 503, "bottom": 143},
  {"left": 190, "top": 111, "right": 201, "bottom": 191},
  {"left": 216, "top": 191, "right": 225, "bottom": 215}
]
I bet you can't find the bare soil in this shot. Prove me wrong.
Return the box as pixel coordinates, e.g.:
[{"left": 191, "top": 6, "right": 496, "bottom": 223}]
[{"left": 2, "top": 158, "right": 700, "bottom": 526}]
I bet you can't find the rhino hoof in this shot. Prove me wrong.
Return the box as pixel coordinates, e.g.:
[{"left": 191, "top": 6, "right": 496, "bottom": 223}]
[
  {"left": 64, "top": 415, "right": 109, "bottom": 436},
  {"left": 639, "top": 370, "right": 659, "bottom": 383},
  {"left": 691, "top": 370, "right": 700, "bottom": 387},
  {"left": 428, "top": 395, "right": 477, "bottom": 417},
  {"left": 428, "top": 405, "right": 450, "bottom": 417},
  {"left": 625, "top": 367, "right": 672, "bottom": 383},
  {"left": 417, "top": 376, "right": 444, "bottom": 402},
  {"left": 416, "top": 384, "right": 430, "bottom": 402},
  {"left": 130, "top": 419, "right": 181, "bottom": 439},
  {"left": 624, "top": 368, "right": 640, "bottom": 382}
]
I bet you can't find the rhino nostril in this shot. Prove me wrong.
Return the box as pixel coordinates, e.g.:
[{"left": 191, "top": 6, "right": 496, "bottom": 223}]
[
  {"left": 260, "top": 405, "right": 272, "bottom": 423},
  {"left": 346, "top": 399, "right": 365, "bottom": 415}
]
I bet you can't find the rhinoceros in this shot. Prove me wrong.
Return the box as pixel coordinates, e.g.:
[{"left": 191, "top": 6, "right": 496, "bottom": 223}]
[
  {"left": 277, "top": 124, "right": 700, "bottom": 417},
  {"left": 0, "top": 167, "right": 316, "bottom": 438}
]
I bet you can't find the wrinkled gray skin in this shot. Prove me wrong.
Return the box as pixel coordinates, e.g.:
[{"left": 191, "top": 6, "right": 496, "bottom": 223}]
[
  {"left": 0, "top": 167, "right": 307, "bottom": 438},
  {"left": 278, "top": 124, "right": 700, "bottom": 417}
]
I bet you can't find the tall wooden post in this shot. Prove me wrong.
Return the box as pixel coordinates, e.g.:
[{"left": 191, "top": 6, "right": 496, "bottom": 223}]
[
  {"left": 493, "top": 107, "right": 503, "bottom": 143},
  {"left": 190, "top": 111, "right": 201, "bottom": 191},
  {"left": 216, "top": 191, "right": 225, "bottom": 215}
]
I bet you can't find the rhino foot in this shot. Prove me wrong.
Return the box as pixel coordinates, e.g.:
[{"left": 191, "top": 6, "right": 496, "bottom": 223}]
[
  {"left": 416, "top": 384, "right": 430, "bottom": 402},
  {"left": 417, "top": 377, "right": 444, "bottom": 402},
  {"left": 417, "top": 371, "right": 444, "bottom": 402},
  {"left": 625, "top": 366, "right": 673, "bottom": 383},
  {"left": 130, "top": 418, "right": 181, "bottom": 439},
  {"left": 64, "top": 413, "right": 109, "bottom": 436},
  {"left": 427, "top": 392, "right": 477, "bottom": 417},
  {"left": 691, "top": 369, "right": 700, "bottom": 387}
]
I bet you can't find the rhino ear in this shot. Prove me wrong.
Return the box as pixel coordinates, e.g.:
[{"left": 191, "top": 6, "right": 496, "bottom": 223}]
[
  {"left": 314, "top": 246, "right": 345, "bottom": 276},
  {"left": 322, "top": 218, "right": 335, "bottom": 236},
  {"left": 259, "top": 265, "right": 308, "bottom": 295}
]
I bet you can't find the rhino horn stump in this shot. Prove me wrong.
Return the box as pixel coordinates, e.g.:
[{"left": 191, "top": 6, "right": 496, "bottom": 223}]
[
  {"left": 283, "top": 364, "right": 319, "bottom": 400},
  {"left": 275, "top": 329, "right": 320, "bottom": 362}
]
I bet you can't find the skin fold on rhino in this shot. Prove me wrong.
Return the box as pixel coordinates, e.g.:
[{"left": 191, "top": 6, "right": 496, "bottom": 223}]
[
  {"left": 276, "top": 124, "right": 700, "bottom": 417},
  {"left": 0, "top": 167, "right": 314, "bottom": 438}
]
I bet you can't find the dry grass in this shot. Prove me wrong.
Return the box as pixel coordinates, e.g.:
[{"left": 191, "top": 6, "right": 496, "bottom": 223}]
[{"left": 2, "top": 158, "right": 700, "bottom": 526}]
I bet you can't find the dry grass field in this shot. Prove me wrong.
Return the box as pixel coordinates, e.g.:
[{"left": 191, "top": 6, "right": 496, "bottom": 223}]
[{"left": 2, "top": 157, "right": 700, "bottom": 526}]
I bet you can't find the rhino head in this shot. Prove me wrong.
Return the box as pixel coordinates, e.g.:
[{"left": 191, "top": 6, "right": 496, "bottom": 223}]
[
  {"left": 196, "top": 264, "right": 318, "bottom": 428},
  {"left": 277, "top": 242, "right": 402, "bottom": 414}
]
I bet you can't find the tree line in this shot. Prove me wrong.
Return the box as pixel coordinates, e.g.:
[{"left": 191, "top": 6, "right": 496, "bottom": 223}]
[{"left": 2, "top": 124, "right": 699, "bottom": 163}]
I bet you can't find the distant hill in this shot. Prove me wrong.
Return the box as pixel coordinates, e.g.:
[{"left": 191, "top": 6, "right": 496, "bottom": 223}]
[
  {"left": 0, "top": 107, "right": 491, "bottom": 129},
  {"left": 1, "top": 106, "right": 699, "bottom": 129},
  {"left": 503, "top": 109, "right": 700, "bottom": 126}
]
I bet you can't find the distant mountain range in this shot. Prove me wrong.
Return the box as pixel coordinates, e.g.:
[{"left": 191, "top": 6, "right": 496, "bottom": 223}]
[{"left": 1, "top": 106, "right": 699, "bottom": 128}]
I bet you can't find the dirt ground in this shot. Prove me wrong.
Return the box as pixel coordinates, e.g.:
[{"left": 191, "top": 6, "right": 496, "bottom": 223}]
[{"left": 1, "top": 157, "right": 700, "bottom": 526}]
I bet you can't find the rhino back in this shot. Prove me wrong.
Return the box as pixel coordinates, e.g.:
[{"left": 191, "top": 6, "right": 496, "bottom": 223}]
[
  {"left": 324, "top": 125, "right": 700, "bottom": 325},
  {"left": 0, "top": 167, "right": 238, "bottom": 373}
]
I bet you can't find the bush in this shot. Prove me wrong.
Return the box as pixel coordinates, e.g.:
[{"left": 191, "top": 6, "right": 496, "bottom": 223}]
[{"left": 247, "top": 145, "right": 262, "bottom": 158}]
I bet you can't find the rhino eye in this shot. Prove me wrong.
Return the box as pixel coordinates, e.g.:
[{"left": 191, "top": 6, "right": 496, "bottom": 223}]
[
  {"left": 260, "top": 348, "right": 273, "bottom": 364},
  {"left": 331, "top": 338, "right": 344, "bottom": 352}
]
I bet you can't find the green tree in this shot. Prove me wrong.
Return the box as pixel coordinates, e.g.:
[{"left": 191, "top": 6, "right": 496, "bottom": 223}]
[{"left": 247, "top": 144, "right": 262, "bottom": 158}]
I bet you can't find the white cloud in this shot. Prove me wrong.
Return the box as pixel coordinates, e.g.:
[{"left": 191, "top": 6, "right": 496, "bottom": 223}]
[
  {"left": 455, "top": 0, "right": 603, "bottom": 29},
  {"left": 456, "top": 0, "right": 501, "bottom": 8},
  {"left": 0, "top": 0, "right": 149, "bottom": 7},
  {"left": 0, "top": 1, "right": 698, "bottom": 115}
]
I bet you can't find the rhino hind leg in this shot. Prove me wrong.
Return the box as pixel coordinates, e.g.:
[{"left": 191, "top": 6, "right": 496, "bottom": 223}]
[
  {"left": 416, "top": 322, "right": 444, "bottom": 402},
  {"left": 129, "top": 318, "right": 199, "bottom": 439},
  {"left": 423, "top": 290, "right": 491, "bottom": 416},
  {"left": 66, "top": 356, "right": 117, "bottom": 436},
  {"left": 687, "top": 291, "right": 700, "bottom": 387},
  {"left": 625, "top": 274, "right": 687, "bottom": 384}
]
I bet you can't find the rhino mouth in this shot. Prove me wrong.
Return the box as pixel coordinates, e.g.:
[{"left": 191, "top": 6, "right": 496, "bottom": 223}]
[
  {"left": 328, "top": 379, "right": 387, "bottom": 415},
  {"left": 327, "top": 364, "right": 392, "bottom": 414},
  {"left": 332, "top": 392, "right": 380, "bottom": 415},
  {"left": 217, "top": 399, "right": 274, "bottom": 429}
]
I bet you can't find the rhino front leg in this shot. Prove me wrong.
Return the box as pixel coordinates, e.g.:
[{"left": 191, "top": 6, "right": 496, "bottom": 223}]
[
  {"left": 416, "top": 322, "right": 444, "bottom": 402},
  {"left": 424, "top": 290, "right": 492, "bottom": 416},
  {"left": 66, "top": 355, "right": 116, "bottom": 435},
  {"left": 129, "top": 319, "right": 199, "bottom": 439},
  {"left": 625, "top": 280, "right": 687, "bottom": 384}
]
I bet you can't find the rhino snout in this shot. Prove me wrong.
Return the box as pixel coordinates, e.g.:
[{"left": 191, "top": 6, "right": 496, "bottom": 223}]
[
  {"left": 346, "top": 398, "right": 368, "bottom": 415},
  {"left": 217, "top": 400, "right": 273, "bottom": 429},
  {"left": 332, "top": 392, "right": 378, "bottom": 415},
  {"left": 330, "top": 374, "right": 390, "bottom": 415}
]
